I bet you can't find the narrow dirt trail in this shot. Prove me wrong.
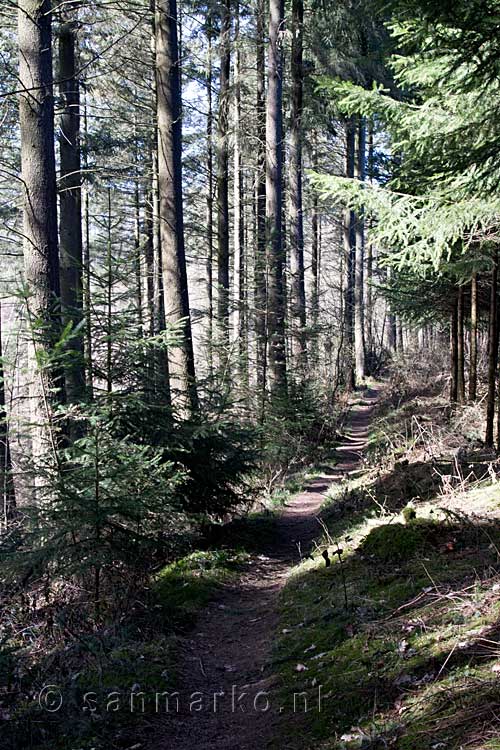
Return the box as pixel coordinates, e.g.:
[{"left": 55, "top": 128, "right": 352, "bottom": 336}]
[{"left": 150, "top": 387, "right": 379, "bottom": 750}]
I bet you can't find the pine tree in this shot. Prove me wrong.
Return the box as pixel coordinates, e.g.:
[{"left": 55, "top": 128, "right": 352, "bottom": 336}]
[{"left": 155, "top": 0, "right": 198, "bottom": 413}]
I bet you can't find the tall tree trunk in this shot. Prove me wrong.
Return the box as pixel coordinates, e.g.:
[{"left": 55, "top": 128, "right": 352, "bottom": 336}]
[
  {"left": 397, "top": 319, "right": 404, "bottom": 354},
  {"left": 216, "top": 0, "right": 231, "bottom": 360},
  {"left": 343, "top": 118, "right": 356, "bottom": 390},
  {"left": 206, "top": 19, "right": 214, "bottom": 376},
  {"left": 133, "top": 117, "right": 143, "bottom": 340},
  {"left": 150, "top": 7, "right": 171, "bottom": 406},
  {"left": 144, "top": 179, "right": 156, "bottom": 394},
  {"left": 58, "top": 9, "right": 85, "bottom": 408},
  {"left": 354, "top": 116, "right": 366, "bottom": 382},
  {"left": 366, "top": 240, "right": 373, "bottom": 362},
  {"left": 310, "top": 132, "right": 321, "bottom": 369},
  {"left": 266, "top": 0, "right": 287, "bottom": 396},
  {"left": 457, "top": 285, "right": 466, "bottom": 403},
  {"left": 289, "top": 0, "right": 307, "bottom": 375},
  {"left": 365, "top": 119, "right": 374, "bottom": 361},
  {"left": 486, "top": 255, "right": 498, "bottom": 446},
  {"left": 254, "top": 0, "right": 267, "bottom": 413},
  {"left": 450, "top": 296, "right": 458, "bottom": 403},
  {"left": 155, "top": 0, "right": 198, "bottom": 413},
  {"left": 311, "top": 181, "right": 319, "bottom": 347},
  {"left": 18, "top": 0, "right": 63, "bottom": 476},
  {"left": 469, "top": 272, "right": 478, "bottom": 402},
  {"left": 387, "top": 311, "right": 397, "bottom": 353},
  {"left": 233, "top": 1, "right": 247, "bottom": 390},
  {"left": 0, "top": 303, "right": 15, "bottom": 528},
  {"left": 106, "top": 189, "right": 113, "bottom": 395},
  {"left": 82, "top": 84, "right": 93, "bottom": 398}
]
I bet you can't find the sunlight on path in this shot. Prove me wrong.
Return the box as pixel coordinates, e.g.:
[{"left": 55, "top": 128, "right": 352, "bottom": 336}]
[{"left": 150, "top": 386, "right": 380, "bottom": 750}]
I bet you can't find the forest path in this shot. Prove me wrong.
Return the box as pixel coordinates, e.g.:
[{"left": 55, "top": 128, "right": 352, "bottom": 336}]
[{"left": 150, "top": 386, "right": 380, "bottom": 750}]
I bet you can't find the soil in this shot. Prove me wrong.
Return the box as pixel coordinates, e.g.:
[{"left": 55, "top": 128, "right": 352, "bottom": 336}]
[{"left": 150, "top": 387, "right": 379, "bottom": 750}]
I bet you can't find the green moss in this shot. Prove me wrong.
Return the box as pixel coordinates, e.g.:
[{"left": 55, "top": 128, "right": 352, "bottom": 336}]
[
  {"left": 360, "top": 522, "right": 427, "bottom": 562},
  {"left": 275, "top": 464, "right": 500, "bottom": 750},
  {"left": 153, "top": 548, "right": 248, "bottom": 627}
]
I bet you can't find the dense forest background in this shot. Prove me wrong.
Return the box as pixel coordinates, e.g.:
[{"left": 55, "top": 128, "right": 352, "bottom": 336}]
[
  {"left": 0, "top": 0, "right": 400, "bottom": 560},
  {"left": 2, "top": 0, "right": 500, "bottom": 748}
]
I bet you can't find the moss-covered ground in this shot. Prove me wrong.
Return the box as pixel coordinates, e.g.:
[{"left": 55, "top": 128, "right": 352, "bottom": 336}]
[{"left": 275, "top": 376, "right": 500, "bottom": 750}]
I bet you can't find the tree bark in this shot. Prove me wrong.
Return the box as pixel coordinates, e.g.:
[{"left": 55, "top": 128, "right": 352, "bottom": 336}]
[
  {"left": 469, "top": 272, "right": 478, "bottom": 402},
  {"left": 0, "top": 302, "right": 15, "bottom": 528},
  {"left": 450, "top": 296, "right": 458, "bottom": 403},
  {"left": 233, "top": 1, "right": 247, "bottom": 390},
  {"left": 311, "top": 175, "right": 319, "bottom": 344},
  {"left": 106, "top": 189, "right": 113, "bottom": 395},
  {"left": 133, "top": 118, "right": 143, "bottom": 341},
  {"left": 144, "top": 179, "right": 156, "bottom": 393},
  {"left": 155, "top": 0, "right": 198, "bottom": 413},
  {"left": 206, "top": 18, "right": 214, "bottom": 376},
  {"left": 486, "top": 255, "right": 497, "bottom": 446},
  {"left": 343, "top": 118, "right": 356, "bottom": 390},
  {"left": 58, "top": 9, "right": 85, "bottom": 407},
  {"left": 216, "top": 0, "right": 231, "bottom": 358},
  {"left": 457, "top": 285, "right": 465, "bottom": 403},
  {"left": 365, "top": 119, "right": 374, "bottom": 362},
  {"left": 150, "top": 7, "right": 171, "bottom": 406},
  {"left": 354, "top": 116, "right": 366, "bottom": 382},
  {"left": 266, "top": 0, "right": 287, "bottom": 396},
  {"left": 397, "top": 319, "right": 404, "bottom": 353},
  {"left": 289, "top": 0, "right": 307, "bottom": 374},
  {"left": 18, "top": 0, "right": 63, "bottom": 476},
  {"left": 254, "top": 0, "right": 267, "bottom": 413},
  {"left": 82, "top": 84, "right": 93, "bottom": 398}
]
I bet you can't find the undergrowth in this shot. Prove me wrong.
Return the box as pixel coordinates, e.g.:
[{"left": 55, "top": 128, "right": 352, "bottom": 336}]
[{"left": 0, "top": 548, "right": 248, "bottom": 750}]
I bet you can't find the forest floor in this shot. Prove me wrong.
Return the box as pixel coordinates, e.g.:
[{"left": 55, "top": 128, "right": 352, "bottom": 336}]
[
  {"left": 148, "top": 386, "right": 380, "bottom": 750},
  {"left": 7, "top": 365, "right": 500, "bottom": 750}
]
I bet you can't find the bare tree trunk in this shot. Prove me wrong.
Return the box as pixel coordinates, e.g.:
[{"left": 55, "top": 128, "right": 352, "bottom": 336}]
[
  {"left": 18, "top": 0, "right": 63, "bottom": 476},
  {"left": 233, "top": 1, "right": 247, "bottom": 390},
  {"left": 486, "top": 255, "right": 497, "bottom": 446},
  {"left": 397, "top": 319, "right": 404, "bottom": 354},
  {"left": 254, "top": 0, "right": 267, "bottom": 414},
  {"left": 216, "top": 0, "right": 231, "bottom": 360},
  {"left": 343, "top": 118, "right": 356, "bottom": 390},
  {"left": 144, "top": 179, "right": 156, "bottom": 393},
  {"left": 387, "top": 312, "right": 397, "bottom": 353},
  {"left": 457, "top": 285, "right": 466, "bottom": 403},
  {"left": 366, "top": 240, "right": 373, "bottom": 361},
  {"left": 450, "top": 296, "right": 458, "bottom": 403},
  {"left": 469, "top": 272, "right": 478, "bottom": 402},
  {"left": 266, "top": 0, "right": 287, "bottom": 396},
  {"left": 365, "top": 120, "right": 374, "bottom": 362},
  {"left": 289, "top": 0, "right": 307, "bottom": 374},
  {"left": 354, "top": 117, "right": 366, "bottom": 382},
  {"left": 82, "top": 85, "right": 93, "bottom": 398},
  {"left": 58, "top": 9, "right": 85, "bottom": 408},
  {"left": 150, "top": 7, "right": 171, "bottom": 407},
  {"left": 206, "top": 19, "right": 214, "bottom": 376},
  {"left": 0, "top": 303, "right": 15, "bottom": 528},
  {"left": 311, "top": 169, "right": 319, "bottom": 349},
  {"left": 144, "top": 192, "right": 155, "bottom": 337},
  {"left": 155, "top": 0, "right": 198, "bottom": 413},
  {"left": 151, "top": 140, "right": 171, "bottom": 406},
  {"left": 133, "top": 117, "right": 143, "bottom": 340},
  {"left": 106, "top": 189, "right": 113, "bottom": 395}
]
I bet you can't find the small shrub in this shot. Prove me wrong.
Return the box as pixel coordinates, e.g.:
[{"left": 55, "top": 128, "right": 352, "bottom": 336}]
[{"left": 360, "top": 523, "right": 427, "bottom": 562}]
